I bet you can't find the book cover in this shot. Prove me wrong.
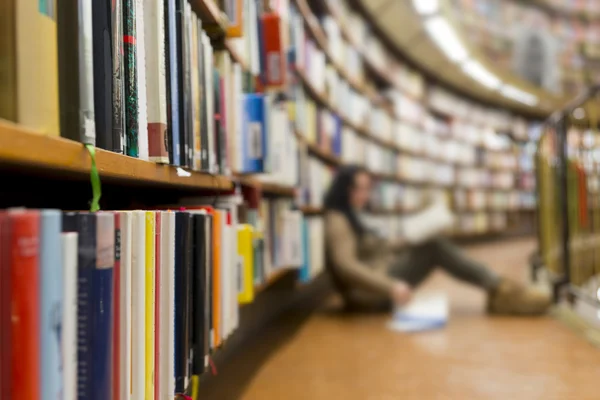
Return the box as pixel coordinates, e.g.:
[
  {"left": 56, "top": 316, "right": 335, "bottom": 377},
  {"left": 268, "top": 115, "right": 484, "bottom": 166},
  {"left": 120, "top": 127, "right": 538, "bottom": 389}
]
[
  {"left": 145, "top": 0, "right": 169, "bottom": 163},
  {"left": 112, "top": 213, "right": 122, "bottom": 400},
  {"left": 164, "top": 0, "right": 181, "bottom": 165},
  {"left": 62, "top": 212, "right": 95, "bottom": 400},
  {"left": 130, "top": 211, "right": 146, "bottom": 400},
  {"left": 261, "top": 12, "right": 285, "bottom": 87},
  {"left": 123, "top": 0, "right": 139, "bottom": 157},
  {"left": 242, "top": 93, "right": 266, "bottom": 173},
  {"left": 0, "top": 212, "right": 10, "bottom": 400},
  {"left": 92, "top": 0, "right": 114, "bottom": 152},
  {"left": 112, "top": 0, "right": 126, "bottom": 153},
  {"left": 136, "top": 0, "right": 149, "bottom": 161},
  {"left": 0, "top": 0, "right": 60, "bottom": 135},
  {"left": 174, "top": 211, "right": 193, "bottom": 393},
  {"left": 93, "top": 213, "right": 115, "bottom": 400},
  {"left": 9, "top": 210, "right": 40, "bottom": 400},
  {"left": 154, "top": 211, "right": 161, "bottom": 400},
  {"left": 61, "top": 232, "right": 78, "bottom": 400},
  {"left": 159, "top": 211, "right": 176, "bottom": 399},
  {"left": 145, "top": 211, "right": 156, "bottom": 400},
  {"left": 40, "top": 210, "right": 64, "bottom": 400},
  {"left": 57, "top": 0, "right": 96, "bottom": 145},
  {"left": 117, "top": 212, "right": 133, "bottom": 400},
  {"left": 237, "top": 224, "right": 254, "bottom": 304}
]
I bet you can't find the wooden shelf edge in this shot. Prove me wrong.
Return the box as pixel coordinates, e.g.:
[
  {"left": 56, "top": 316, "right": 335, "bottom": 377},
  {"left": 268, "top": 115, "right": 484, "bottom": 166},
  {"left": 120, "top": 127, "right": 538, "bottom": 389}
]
[
  {"left": 254, "top": 268, "right": 295, "bottom": 293},
  {"left": 232, "top": 174, "right": 296, "bottom": 197},
  {"left": 0, "top": 119, "right": 233, "bottom": 190}
]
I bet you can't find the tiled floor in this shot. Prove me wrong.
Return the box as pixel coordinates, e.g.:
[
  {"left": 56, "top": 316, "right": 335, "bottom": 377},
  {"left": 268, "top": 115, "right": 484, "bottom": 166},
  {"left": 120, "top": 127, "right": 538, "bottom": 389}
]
[{"left": 209, "top": 238, "right": 600, "bottom": 400}]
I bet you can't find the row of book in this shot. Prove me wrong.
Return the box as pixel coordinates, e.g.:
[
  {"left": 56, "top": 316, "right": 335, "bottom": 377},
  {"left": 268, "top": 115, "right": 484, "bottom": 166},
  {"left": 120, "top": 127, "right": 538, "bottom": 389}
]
[
  {"left": 455, "top": 212, "right": 509, "bottom": 233},
  {"left": 0, "top": 199, "right": 322, "bottom": 399},
  {"left": 452, "top": 189, "right": 528, "bottom": 212}
]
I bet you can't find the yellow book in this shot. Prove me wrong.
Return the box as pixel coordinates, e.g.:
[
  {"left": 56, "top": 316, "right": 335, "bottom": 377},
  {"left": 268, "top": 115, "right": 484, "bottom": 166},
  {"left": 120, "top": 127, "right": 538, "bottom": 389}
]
[
  {"left": 144, "top": 212, "right": 156, "bottom": 400},
  {"left": 237, "top": 224, "right": 255, "bottom": 304},
  {"left": 0, "top": 0, "right": 59, "bottom": 134}
]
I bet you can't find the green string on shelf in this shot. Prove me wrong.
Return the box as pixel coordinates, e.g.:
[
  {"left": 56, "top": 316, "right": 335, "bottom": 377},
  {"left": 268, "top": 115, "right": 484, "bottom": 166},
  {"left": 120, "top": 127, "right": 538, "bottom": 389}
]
[{"left": 85, "top": 144, "right": 102, "bottom": 212}]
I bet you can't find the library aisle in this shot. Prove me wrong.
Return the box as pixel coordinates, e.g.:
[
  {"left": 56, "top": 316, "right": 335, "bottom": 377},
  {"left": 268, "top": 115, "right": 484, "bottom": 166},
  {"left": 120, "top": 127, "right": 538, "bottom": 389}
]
[{"left": 203, "top": 238, "right": 600, "bottom": 400}]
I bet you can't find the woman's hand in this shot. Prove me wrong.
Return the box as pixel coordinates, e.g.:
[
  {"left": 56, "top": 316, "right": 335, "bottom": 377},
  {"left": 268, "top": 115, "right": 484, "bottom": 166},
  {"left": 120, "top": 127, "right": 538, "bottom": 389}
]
[{"left": 390, "top": 281, "right": 412, "bottom": 307}]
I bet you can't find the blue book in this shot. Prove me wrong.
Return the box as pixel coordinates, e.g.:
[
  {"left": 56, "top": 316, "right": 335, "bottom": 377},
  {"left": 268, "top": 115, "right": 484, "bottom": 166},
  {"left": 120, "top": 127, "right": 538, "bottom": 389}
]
[
  {"left": 92, "top": 213, "right": 115, "bottom": 400},
  {"left": 165, "top": 0, "right": 181, "bottom": 166},
  {"left": 331, "top": 116, "right": 342, "bottom": 156},
  {"left": 299, "top": 218, "right": 310, "bottom": 283},
  {"left": 243, "top": 93, "right": 266, "bottom": 173},
  {"left": 40, "top": 210, "right": 64, "bottom": 400}
]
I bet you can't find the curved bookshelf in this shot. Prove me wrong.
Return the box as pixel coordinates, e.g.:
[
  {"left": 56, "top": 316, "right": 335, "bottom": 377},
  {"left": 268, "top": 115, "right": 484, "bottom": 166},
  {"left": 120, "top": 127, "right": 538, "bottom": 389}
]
[{"left": 0, "top": 120, "right": 233, "bottom": 191}]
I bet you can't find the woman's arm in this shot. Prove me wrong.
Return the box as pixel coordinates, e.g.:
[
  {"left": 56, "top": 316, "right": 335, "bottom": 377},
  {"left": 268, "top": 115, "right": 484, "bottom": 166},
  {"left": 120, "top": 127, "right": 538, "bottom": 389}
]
[{"left": 325, "top": 212, "right": 396, "bottom": 296}]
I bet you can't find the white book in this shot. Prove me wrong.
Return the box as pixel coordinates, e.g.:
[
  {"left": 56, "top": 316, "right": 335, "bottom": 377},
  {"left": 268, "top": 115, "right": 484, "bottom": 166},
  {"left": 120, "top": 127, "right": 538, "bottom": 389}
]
[
  {"left": 118, "top": 212, "right": 133, "bottom": 400},
  {"left": 80, "top": 0, "right": 96, "bottom": 144},
  {"left": 402, "top": 200, "right": 455, "bottom": 245},
  {"left": 144, "top": 0, "right": 168, "bottom": 163},
  {"left": 159, "top": 211, "right": 176, "bottom": 399},
  {"left": 61, "top": 232, "right": 78, "bottom": 400},
  {"left": 233, "top": 63, "right": 244, "bottom": 171},
  {"left": 136, "top": 0, "right": 149, "bottom": 160},
  {"left": 229, "top": 206, "right": 240, "bottom": 334},
  {"left": 131, "top": 211, "right": 146, "bottom": 400},
  {"left": 203, "top": 32, "right": 216, "bottom": 172},
  {"left": 388, "top": 294, "right": 448, "bottom": 333}
]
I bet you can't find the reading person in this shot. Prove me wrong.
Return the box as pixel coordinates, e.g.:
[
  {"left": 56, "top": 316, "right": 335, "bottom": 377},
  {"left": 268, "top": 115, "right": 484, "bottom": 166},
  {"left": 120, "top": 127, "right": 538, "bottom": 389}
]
[{"left": 323, "top": 165, "right": 550, "bottom": 315}]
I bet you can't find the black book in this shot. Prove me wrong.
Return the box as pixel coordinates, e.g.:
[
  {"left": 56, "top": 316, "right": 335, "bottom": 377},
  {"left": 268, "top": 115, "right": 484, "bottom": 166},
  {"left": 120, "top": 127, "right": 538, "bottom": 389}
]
[
  {"left": 191, "top": 213, "right": 207, "bottom": 375},
  {"left": 92, "top": 0, "right": 114, "bottom": 152},
  {"left": 62, "top": 212, "right": 96, "bottom": 400},
  {"left": 203, "top": 214, "right": 213, "bottom": 364},
  {"left": 198, "top": 23, "right": 210, "bottom": 172},
  {"left": 175, "top": 0, "right": 188, "bottom": 167},
  {"left": 174, "top": 211, "right": 193, "bottom": 393}
]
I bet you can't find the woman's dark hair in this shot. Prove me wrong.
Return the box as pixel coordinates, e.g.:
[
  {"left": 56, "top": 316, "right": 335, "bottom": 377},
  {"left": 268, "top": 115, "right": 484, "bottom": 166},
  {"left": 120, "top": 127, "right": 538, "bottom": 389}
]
[{"left": 323, "top": 165, "right": 370, "bottom": 236}]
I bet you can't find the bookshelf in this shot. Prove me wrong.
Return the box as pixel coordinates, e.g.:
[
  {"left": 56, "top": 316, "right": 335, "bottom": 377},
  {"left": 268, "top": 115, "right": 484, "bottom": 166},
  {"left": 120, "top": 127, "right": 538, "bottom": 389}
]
[{"left": 0, "top": 120, "right": 233, "bottom": 191}]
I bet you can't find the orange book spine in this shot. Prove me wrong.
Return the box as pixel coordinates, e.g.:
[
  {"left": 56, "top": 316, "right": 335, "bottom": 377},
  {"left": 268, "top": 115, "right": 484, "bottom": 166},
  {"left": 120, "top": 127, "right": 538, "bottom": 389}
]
[
  {"left": 213, "top": 210, "right": 221, "bottom": 347},
  {"left": 10, "top": 210, "right": 40, "bottom": 400},
  {"left": 261, "top": 13, "right": 285, "bottom": 87}
]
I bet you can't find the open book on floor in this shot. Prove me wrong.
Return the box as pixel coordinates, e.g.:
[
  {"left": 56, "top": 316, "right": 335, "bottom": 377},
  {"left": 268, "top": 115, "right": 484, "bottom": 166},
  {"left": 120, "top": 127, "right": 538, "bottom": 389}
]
[{"left": 387, "top": 294, "right": 448, "bottom": 333}]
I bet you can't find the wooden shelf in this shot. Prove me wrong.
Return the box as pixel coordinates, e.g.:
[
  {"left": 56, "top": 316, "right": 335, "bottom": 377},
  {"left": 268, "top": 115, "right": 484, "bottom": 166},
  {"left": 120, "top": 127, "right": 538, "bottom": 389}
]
[
  {"left": 299, "top": 206, "right": 323, "bottom": 215},
  {"left": 233, "top": 174, "right": 296, "bottom": 197},
  {"left": 254, "top": 268, "right": 294, "bottom": 293},
  {"left": 0, "top": 120, "right": 233, "bottom": 191},
  {"left": 190, "top": 0, "right": 227, "bottom": 39}
]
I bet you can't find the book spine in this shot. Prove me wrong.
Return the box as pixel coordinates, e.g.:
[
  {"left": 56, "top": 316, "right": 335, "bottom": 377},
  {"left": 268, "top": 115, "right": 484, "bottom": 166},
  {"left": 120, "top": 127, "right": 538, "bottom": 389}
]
[
  {"left": 159, "top": 212, "right": 175, "bottom": 400},
  {"left": 145, "top": 211, "right": 156, "bottom": 400},
  {"left": 61, "top": 232, "right": 78, "bottom": 400},
  {"left": 112, "top": 213, "right": 122, "bottom": 400},
  {"left": 175, "top": 0, "right": 188, "bottom": 167},
  {"left": 123, "top": 0, "right": 139, "bottom": 157},
  {"left": 92, "top": 0, "right": 114, "bottom": 152},
  {"left": 204, "top": 215, "right": 212, "bottom": 369},
  {"left": 184, "top": 3, "right": 194, "bottom": 168},
  {"left": 131, "top": 211, "right": 146, "bottom": 400},
  {"left": 93, "top": 213, "right": 115, "bottom": 400},
  {"left": 136, "top": 0, "right": 149, "bottom": 161},
  {"left": 164, "top": 0, "right": 181, "bottom": 166},
  {"left": 40, "top": 210, "right": 64, "bottom": 400},
  {"left": 145, "top": 0, "right": 169, "bottom": 163},
  {"left": 80, "top": 0, "right": 96, "bottom": 145},
  {"left": 191, "top": 15, "right": 201, "bottom": 171},
  {"left": 212, "top": 211, "right": 222, "bottom": 348},
  {"left": 9, "top": 210, "right": 40, "bottom": 400},
  {"left": 112, "top": 0, "right": 126, "bottom": 153},
  {"left": 118, "top": 212, "right": 133, "bottom": 400},
  {"left": 199, "top": 28, "right": 210, "bottom": 172},
  {"left": 154, "top": 212, "right": 161, "bottom": 400},
  {"left": 166, "top": 212, "right": 176, "bottom": 397},
  {"left": 183, "top": 213, "right": 194, "bottom": 388},
  {"left": 0, "top": 212, "right": 10, "bottom": 400},
  {"left": 174, "top": 212, "right": 187, "bottom": 392},
  {"left": 242, "top": 93, "right": 265, "bottom": 173},
  {"left": 192, "top": 214, "right": 206, "bottom": 375}
]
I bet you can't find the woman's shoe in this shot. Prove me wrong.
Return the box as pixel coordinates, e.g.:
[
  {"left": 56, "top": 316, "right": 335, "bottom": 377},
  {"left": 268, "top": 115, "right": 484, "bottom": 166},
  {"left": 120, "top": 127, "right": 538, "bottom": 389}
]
[{"left": 487, "top": 279, "right": 551, "bottom": 316}]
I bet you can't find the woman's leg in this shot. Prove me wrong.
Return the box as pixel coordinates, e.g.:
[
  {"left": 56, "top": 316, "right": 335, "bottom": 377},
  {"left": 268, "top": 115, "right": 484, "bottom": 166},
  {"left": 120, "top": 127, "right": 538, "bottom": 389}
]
[{"left": 389, "top": 237, "right": 500, "bottom": 290}]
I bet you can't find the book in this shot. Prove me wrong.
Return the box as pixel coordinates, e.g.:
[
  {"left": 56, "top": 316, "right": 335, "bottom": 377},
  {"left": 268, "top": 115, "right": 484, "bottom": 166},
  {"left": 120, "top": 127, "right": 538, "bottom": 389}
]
[
  {"left": 40, "top": 210, "right": 63, "bottom": 400},
  {"left": 130, "top": 211, "right": 146, "bottom": 400},
  {"left": 164, "top": 0, "right": 181, "bottom": 165},
  {"left": 242, "top": 93, "right": 266, "bottom": 173},
  {"left": 192, "top": 212, "right": 209, "bottom": 376},
  {"left": 9, "top": 210, "right": 40, "bottom": 400},
  {"left": 145, "top": 0, "right": 169, "bottom": 163},
  {"left": 154, "top": 212, "right": 161, "bottom": 400},
  {"left": 402, "top": 200, "right": 455, "bottom": 245},
  {"left": 145, "top": 211, "right": 156, "bottom": 400},
  {"left": 61, "top": 232, "right": 78, "bottom": 400},
  {"left": 92, "top": 0, "right": 114, "bottom": 152},
  {"left": 57, "top": 0, "right": 96, "bottom": 145},
  {"left": 0, "top": 212, "right": 10, "bottom": 400},
  {"left": 191, "top": 15, "right": 202, "bottom": 171},
  {"left": 175, "top": 0, "right": 189, "bottom": 167},
  {"left": 123, "top": 0, "right": 139, "bottom": 157},
  {"left": 199, "top": 29, "right": 211, "bottom": 172},
  {"left": 136, "top": 0, "right": 149, "bottom": 161},
  {"left": 237, "top": 224, "right": 255, "bottom": 304},
  {"left": 93, "top": 213, "right": 115, "bottom": 400},
  {"left": 118, "top": 212, "right": 133, "bottom": 400},
  {"left": 112, "top": 213, "right": 122, "bottom": 400},
  {"left": 0, "top": 0, "right": 60, "bottom": 135},
  {"left": 261, "top": 12, "right": 285, "bottom": 88},
  {"left": 159, "top": 211, "right": 176, "bottom": 399},
  {"left": 388, "top": 294, "right": 448, "bottom": 333},
  {"left": 112, "top": 0, "right": 126, "bottom": 153}
]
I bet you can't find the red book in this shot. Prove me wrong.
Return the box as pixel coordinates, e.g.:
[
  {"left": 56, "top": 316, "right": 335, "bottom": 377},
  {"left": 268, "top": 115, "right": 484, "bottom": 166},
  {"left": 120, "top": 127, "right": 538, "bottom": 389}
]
[
  {"left": 154, "top": 212, "right": 161, "bottom": 400},
  {"left": 0, "top": 212, "right": 11, "bottom": 400},
  {"left": 9, "top": 210, "right": 40, "bottom": 400},
  {"left": 261, "top": 12, "right": 285, "bottom": 87},
  {"left": 113, "top": 213, "right": 121, "bottom": 400}
]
